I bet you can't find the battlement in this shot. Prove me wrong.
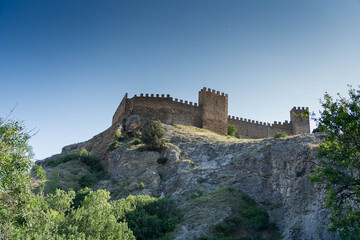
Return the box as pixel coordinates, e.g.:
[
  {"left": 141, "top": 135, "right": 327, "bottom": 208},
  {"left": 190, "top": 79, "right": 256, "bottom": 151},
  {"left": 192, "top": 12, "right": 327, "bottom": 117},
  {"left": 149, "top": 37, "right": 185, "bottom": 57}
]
[
  {"left": 291, "top": 106, "right": 308, "bottom": 111},
  {"left": 131, "top": 93, "right": 199, "bottom": 108},
  {"left": 200, "top": 87, "right": 228, "bottom": 97},
  {"left": 112, "top": 87, "right": 310, "bottom": 138}
]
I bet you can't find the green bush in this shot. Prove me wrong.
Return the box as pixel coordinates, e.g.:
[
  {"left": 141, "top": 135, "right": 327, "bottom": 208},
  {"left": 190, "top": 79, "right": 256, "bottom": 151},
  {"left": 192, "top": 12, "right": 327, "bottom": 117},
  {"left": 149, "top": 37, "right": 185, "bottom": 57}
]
[
  {"left": 79, "top": 173, "right": 98, "bottom": 188},
  {"left": 274, "top": 132, "right": 287, "bottom": 139},
  {"left": 114, "top": 130, "right": 125, "bottom": 141},
  {"left": 227, "top": 125, "right": 237, "bottom": 137},
  {"left": 132, "top": 138, "right": 142, "bottom": 145},
  {"left": 109, "top": 140, "right": 120, "bottom": 150},
  {"left": 33, "top": 165, "right": 47, "bottom": 193},
  {"left": 157, "top": 157, "right": 168, "bottom": 165},
  {"left": 120, "top": 196, "right": 182, "bottom": 240},
  {"left": 215, "top": 222, "right": 229, "bottom": 235},
  {"left": 197, "top": 236, "right": 210, "bottom": 240},
  {"left": 34, "top": 165, "right": 46, "bottom": 180},
  {"left": 241, "top": 206, "right": 270, "bottom": 230},
  {"left": 47, "top": 169, "right": 61, "bottom": 193},
  {"left": 80, "top": 155, "right": 104, "bottom": 173},
  {"left": 138, "top": 182, "right": 145, "bottom": 189},
  {"left": 46, "top": 148, "right": 90, "bottom": 167},
  {"left": 141, "top": 121, "right": 165, "bottom": 151}
]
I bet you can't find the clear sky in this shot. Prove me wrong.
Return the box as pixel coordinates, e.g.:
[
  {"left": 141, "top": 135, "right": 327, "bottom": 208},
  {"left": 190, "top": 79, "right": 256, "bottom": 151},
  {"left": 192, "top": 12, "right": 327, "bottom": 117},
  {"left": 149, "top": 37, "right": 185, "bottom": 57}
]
[{"left": 1, "top": 0, "right": 360, "bottom": 160}]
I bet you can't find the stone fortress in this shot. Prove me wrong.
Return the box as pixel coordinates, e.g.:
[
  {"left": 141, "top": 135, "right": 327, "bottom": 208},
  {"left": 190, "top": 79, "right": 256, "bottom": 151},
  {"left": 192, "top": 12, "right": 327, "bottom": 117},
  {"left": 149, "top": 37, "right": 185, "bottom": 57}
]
[{"left": 112, "top": 87, "right": 310, "bottom": 138}]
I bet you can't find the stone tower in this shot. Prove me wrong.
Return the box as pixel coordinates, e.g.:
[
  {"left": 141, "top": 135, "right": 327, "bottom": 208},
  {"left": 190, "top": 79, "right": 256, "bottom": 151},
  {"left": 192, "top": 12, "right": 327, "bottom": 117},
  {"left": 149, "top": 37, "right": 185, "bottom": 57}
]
[
  {"left": 198, "top": 87, "right": 228, "bottom": 135},
  {"left": 290, "top": 107, "right": 310, "bottom": 135}
]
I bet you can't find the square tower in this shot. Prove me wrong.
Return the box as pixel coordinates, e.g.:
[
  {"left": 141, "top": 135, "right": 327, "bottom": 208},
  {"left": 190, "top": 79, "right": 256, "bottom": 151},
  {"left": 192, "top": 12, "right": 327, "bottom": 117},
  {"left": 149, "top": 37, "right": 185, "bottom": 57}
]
[
  {"left": 290, "top": 107, "right": 310, "bottom": 134},
  {"left": 198, "top": 87, "right": 228, "bottom": 135}
]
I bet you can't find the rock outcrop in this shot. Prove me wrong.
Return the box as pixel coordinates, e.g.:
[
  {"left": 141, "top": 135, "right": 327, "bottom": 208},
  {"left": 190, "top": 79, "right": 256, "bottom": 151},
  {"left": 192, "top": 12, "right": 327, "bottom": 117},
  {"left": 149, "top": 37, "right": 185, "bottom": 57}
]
[{"left": 37, "top": 116, "right": 338, "bottom": 240}]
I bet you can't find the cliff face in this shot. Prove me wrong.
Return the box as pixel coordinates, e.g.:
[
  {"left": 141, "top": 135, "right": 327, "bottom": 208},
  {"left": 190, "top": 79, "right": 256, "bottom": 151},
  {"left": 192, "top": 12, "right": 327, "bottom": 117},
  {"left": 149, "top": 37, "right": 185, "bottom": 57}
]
[{"left": 38, "top": 116, "right": 338, "bottom": 240}]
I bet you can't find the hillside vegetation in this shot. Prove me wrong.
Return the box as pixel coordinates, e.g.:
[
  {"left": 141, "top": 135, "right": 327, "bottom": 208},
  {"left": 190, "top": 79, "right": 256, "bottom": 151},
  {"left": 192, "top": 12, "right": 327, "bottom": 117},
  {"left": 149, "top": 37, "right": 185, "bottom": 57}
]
[{"left": 35, "top": 114, "right": 338, "bottom": 240}]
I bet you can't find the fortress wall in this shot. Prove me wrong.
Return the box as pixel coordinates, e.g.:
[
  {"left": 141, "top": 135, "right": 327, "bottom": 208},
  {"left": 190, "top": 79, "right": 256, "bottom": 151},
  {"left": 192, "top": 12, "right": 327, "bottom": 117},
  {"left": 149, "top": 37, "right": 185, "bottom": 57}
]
[
  {"left": 228, "top": 116, "right": 292, "bottom": 139},
  {"left": 112, "top": 89, "right": 310, "bottom": 138},
  {"left": 112, "top": 93, "right": 128, "bottom": 125},
  {"left": 228, "top": 117, "right": 268, "bottom": 138},
  {"left": 268, "top": 121, "right": 293, "bottom": 137},
  {"left": 125, "top": 94, "right": 202, "bottom": 127}
]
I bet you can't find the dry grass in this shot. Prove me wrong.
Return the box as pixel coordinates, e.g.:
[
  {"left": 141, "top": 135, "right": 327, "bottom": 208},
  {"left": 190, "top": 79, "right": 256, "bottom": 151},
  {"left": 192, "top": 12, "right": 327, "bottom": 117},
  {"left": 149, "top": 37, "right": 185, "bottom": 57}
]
[{"left": 171, "top": 124, "right": 256, "bottom": 143}]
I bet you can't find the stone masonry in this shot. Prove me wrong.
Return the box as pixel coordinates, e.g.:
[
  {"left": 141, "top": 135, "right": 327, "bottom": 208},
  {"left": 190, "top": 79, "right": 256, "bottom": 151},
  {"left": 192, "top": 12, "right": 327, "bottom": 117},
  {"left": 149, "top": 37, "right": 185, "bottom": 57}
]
[{"left": 112, "top": 87, "right": 310, "bottom": 138}]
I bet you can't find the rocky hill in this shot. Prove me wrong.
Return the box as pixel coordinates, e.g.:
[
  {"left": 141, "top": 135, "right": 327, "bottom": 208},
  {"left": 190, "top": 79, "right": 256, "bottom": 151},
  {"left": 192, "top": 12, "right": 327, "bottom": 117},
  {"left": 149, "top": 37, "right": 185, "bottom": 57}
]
[{"left": 36, "top": 115, "right": 339, "bottom": 240}]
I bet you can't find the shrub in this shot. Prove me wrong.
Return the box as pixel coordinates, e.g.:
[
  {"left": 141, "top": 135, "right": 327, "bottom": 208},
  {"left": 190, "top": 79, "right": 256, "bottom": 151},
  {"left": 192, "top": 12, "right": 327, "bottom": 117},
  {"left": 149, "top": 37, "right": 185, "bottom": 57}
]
[
  {"left": 197, "top": 236, "right": 210, "bottom": 240},
  {"left": 237, "top": 135, "right": 242, "bottom": 139},
  {"left": 215, "top": 222, "right": 229, "bottom": 234},
  {"left": 274, "top": 132, "right": 287, "bottom": 139},
  {"left": 80, "top": 155, "right": 104, "bottom": 173},
  {"left": 46, "top": 148, "right": 90, "bottom": 167},
  {"left": 34, "top": 165, "right": 46, "bottom": 180},
  {"left": 79, "top": 173, "right": 98, "bottom": 188},
  {"left": 71, "top": 187, "right": 92, "bottom": 209},
  {"left": 47, "top": 169, "right": 61, "bottom": 193},
  {"left": 227, "top": 125, "right": 237, "bottom": 136},
  {"left": 157, "top": 157, "right": 167, "bottom": 165},
  {"left": 120, "top": 197, "right": 182, "bottom": 240},
  {"left": 114, "top": 130, "right": 125, "bottom": 141},
  {"left": 138, "top": 182, "right": 145, "bottom": 189},
  {"left": 109, "top": 140, "right": 120, "bottom": 150},
  {"left": 241, "top": 206, "right": 270, "bottom": 230},
  {"left": 141, "top": 121, "right": 165, "bottom": 151},
  {"left": 132, "top": 138, "right": 142, "bottom": 145}
]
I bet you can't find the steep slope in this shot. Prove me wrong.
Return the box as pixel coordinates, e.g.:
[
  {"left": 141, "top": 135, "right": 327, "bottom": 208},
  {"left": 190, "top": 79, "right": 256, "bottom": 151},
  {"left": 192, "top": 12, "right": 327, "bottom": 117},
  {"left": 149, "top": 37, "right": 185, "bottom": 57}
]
[{"left": 37, "top": 116, "right": 339, "bottom": 240}]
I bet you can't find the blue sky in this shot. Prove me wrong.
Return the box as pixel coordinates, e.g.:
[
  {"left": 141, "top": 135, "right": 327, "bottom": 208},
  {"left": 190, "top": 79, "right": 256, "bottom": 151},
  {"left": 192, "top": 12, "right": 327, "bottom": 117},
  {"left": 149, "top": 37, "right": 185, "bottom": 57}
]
[{"left": 1, "top": 0, "right": 360, "bottom": 160}]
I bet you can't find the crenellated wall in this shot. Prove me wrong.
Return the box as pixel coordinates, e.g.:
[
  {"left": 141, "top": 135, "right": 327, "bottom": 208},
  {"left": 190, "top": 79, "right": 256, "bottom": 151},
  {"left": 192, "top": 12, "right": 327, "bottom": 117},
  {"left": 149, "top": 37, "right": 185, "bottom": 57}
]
[
  {"left": 227, "top": 116, "right": 292, "bottom": 138},
  {"left": 112, "top": 93, "right": 202, "bottom": 127},
  {"left": 112, "top": 87, "right": 310, "bottom": 138}
]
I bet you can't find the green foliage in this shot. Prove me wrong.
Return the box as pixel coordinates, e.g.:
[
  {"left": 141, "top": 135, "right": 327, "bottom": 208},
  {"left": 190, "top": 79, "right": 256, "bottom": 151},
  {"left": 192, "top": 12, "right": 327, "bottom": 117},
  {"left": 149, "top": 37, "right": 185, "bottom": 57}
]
[
  {"left": 227, "top": 125, "right": 237, "bottom": 137},
  {"left": 274, "top": 132, "right": 287, "bottom": 139},
  {"left": 80, "top": 154, "right": 104, "bottom": 173},
  {"left": 109, "top": 140, "right": 120, "bottom": 150},
  {"left": 72, "top": 187, "right": 92, "bottom": 209},
  {"left": 114, "top": 129, "right": 125, "bottom": 141},
  {"left": 157, "top": 156, "right": 168, "bottom": 165},
  {"left": 241, "top": 206, "right": 270, "bottom": 230},
  {"left": 34, "top": 165, "right": 46, "bottom": 180},
  {"left": 141, "top": 120, "right": 165, "bottom": 151},
  {"left": 79, "top": 173, "right": 98, "bottom": 188},
  {"left": 211, "top": 193, "right": 279, "bottom": 240},
  {"left": 138, "top": 182, "right": 145, "bottom": 190},
  {"left": 46, "top": 147, "right": 90, "bottom": 167},
  {"left": 310, "top": 86, "right": 360, "bottom": 239},
  {"left": 0, "top": 118, "right": 36, "bottom": 238},
  {"left": 34, "top": 165, "right": 47, "bottom": 193},
  {"left": 47, "top": 168, "right": 61, "bottom": 193},
  {"left": 46, "top": 148, "right": 105, "bottom": 189},
  {"left": 0, "top": 118, "right": 181, "bottom": 239},
  {"left": 132, "top": 138, "right": 142, "bottom": 145},
  {"left": 312, "top": 127, "right": 323, "bottom": 133},
  {"left": 113, "top": 195, "right": 181, "bottom": 240}
]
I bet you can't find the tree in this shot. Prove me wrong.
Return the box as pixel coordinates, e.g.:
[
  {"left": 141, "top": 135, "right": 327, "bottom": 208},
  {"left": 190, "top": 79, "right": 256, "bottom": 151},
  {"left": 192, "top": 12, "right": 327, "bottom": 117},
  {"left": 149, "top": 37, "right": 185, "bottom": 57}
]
[
  {"left": 0, "top": 118, "right": 37, "bottom": 238},
  {"left": 227, "top": 124, "right": 237, "bottom": 137},
  {"left": 311, "top": 86, "right": 360, "bottom": 239},
  {"left": 141, "top": 121, "right": 165, "bottom": 150},
  {"left": 0, "top": 118, "right": 137, "bottom": 239}
]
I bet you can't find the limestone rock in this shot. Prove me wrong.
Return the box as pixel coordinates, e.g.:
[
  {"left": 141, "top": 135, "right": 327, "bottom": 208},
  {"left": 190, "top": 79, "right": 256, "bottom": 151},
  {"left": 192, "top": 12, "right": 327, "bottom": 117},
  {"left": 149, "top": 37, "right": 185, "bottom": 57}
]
[{"left": 38, "top": 119, "right": 339, "bottom": 240}]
